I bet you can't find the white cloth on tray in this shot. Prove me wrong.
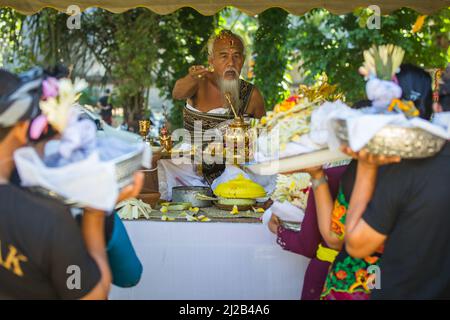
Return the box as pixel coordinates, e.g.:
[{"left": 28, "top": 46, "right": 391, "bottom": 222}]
[
  {"left": 270, "top": 200, "right": 305, "bottom": 223},
  {"left": 14, "top": 146, "right": 119, "bottom": 211},
  {"left": 14, "top": 112, "right": 149, "bottom": 212},
  {"left": 255, "top": 133, "right": 322, "bottom": 162},
  {"left": 432, "top": 112, "right": 450, "bottom": 135},
  {"left": 255, "top": 99, "right": 450, "bottom": 163},
  {"left": 157, "top": 159, "right": 208, "bottom": 201},
  {"left": 326, "top": 104, "right": 450, "bottom": 152},
  {"left": 262, "top": 201, "right": 305, "bottom": 226}
]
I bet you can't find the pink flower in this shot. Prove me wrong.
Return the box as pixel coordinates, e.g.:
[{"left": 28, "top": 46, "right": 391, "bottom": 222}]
[
  {"left": 41, "top": 77, "right": 59, "bottom": 100},
  {"left": 29, "top": 114, "right": 48, "bottom": 140}
]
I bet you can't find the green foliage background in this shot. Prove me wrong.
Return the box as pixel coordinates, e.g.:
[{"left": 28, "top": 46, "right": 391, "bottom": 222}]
[
  {"left": 155, "top": 8, "right": 216, "bottom": 129},
  {"left": 253, "top": 8, "right": 291, "bottom": 109},
  {"left": 288, "top": 7, "right": 449, "bottom": 103}
]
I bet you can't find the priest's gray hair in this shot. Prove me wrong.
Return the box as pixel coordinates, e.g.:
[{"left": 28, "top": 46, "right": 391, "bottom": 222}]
[{"left": 207, "top": 29, "right": 246, "bottom": 58}]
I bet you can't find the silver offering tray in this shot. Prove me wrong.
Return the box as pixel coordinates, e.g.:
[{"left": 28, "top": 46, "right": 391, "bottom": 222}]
[{"left": 331, "top": 118, "right": 446, "bottom": 159}]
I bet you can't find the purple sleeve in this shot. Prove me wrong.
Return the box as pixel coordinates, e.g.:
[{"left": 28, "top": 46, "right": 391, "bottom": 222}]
[{"left": 276, "top": 165, "right": 347, "bottom": 258}]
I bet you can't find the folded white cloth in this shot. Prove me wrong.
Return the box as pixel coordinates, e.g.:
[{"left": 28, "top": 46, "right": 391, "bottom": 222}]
[
  {"left": 186, "top": 102, "right": 229, "bottom": 115},
  {"left": 14, "top": 147, "right": 118, "bottom": 211},
  {"left": 255, "top": 134, "right": 321, "bottom": 162},
  {"left": 411, "top": 115, "right": 450, "bottom": 139},
  {"left": 432, "top": 112, "right": 450, "bottom": 135},
  {"left": 266, "top": 200, "right": 305, "bottom": 223},
  {"left": 327, "top": 105, "right": 407, "bottom": 151},
  {"left": 157, "top": 159, "right": 208, "bottom": 200},
  {"left": 14, "top": 106, "right": 149, "bottom": 212},
  {"left": 261, "top": 207, "right": 273, "bottom": 226},
  {"left": 326, "top": 104, "right": 450, "bottom": 151},
  {"left": 309, "top": 101, "right": 340, "bottom": 146}
]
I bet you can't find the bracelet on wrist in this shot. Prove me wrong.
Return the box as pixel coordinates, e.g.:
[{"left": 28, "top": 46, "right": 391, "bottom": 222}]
[{"left": 311, "top": 175, "right": 328, "bottom": 191}]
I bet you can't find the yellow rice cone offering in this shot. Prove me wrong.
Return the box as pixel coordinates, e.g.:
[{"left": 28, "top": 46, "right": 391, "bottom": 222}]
[{"left": 214, "top": 174, "right": 266, "bottom": 206}]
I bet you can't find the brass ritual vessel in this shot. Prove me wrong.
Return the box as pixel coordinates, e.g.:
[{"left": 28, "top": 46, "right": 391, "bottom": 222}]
[
  {"left": 138, "top": 119, "right": 151, "bottom": 145},
  {"left": 223, "top": 92, "right": 255, "bottom": 164}
]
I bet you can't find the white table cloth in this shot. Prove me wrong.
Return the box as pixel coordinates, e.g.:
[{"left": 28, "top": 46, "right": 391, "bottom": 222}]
[{"left": 109, "top": 220, "right": 309, "bottom": 300}]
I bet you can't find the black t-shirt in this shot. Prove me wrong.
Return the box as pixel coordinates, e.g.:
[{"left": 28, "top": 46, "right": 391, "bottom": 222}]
[
  {"left": 10, "top": 168, "right": 115, "bottom": 244},
  {"left": 0, "top": 184, "right": 101, "bottom": 299},
  {"left": 363, "top": 143, "right": 450, "bottom": 299}
]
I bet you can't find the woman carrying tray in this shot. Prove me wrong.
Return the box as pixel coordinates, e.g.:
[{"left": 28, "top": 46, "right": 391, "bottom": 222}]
[
  {"left": 268, "top": 165, "right": 346, "bottom": 300},
  {"left": 320, "top": 52, "right": 438, "bottom": 299},
  {"left": 307, "top": 160, "right": 383, "bottom": 299},
  {"left": 269, "top": 48, "right": 435, "bottom": 299}
]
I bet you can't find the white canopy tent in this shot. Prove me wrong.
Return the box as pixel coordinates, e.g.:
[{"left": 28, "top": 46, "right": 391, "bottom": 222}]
[{"left": 0, "top": 0, "right": 448, "bottom": 15}]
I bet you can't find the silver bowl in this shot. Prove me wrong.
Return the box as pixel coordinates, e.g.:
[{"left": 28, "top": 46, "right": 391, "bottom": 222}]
[
  {"left": 172, "top": 186, "right": 213, "bottom": 208},
  {"left": 332, "top": 119, "right": 446, "bottom": 159}
]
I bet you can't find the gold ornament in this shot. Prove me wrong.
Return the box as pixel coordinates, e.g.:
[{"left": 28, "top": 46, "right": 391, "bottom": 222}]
[
  {"left": 138, "top": 120, "right": 151, "bottom": 144},
  {"left": 159, "top": 126, "right": 173, "bottom": 153},
  {"left": 298, "top": 73, "right": 344, "bottom": 102}
]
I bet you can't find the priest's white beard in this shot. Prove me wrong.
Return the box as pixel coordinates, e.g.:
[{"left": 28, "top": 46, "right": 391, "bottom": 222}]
[{"left": 218, "top": 77, "right": 240, "bottom": 112}]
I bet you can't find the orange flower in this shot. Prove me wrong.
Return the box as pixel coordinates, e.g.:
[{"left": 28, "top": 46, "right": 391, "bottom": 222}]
[
  {"left": 355, "top": 269, "right": 368, "bottom": 281},
  {"left": 412, "top": 15, "right": 427, "bottom": 33},
  {"left": 349, "top": 269, "right": 370, "bottom": 292},
  {"left": 274, "top": 99, "right": 297, "bottom": 112},
  {"left": 335, "top": 270, "right": 347, "bottom": 280},
  {"left": 332, "top": 203, "right": 346, "bottom": 220},
  {"left": 364, "top": 256, "right": 379, "bottom": 264},
  {"left": 331, "top": 219, "right": 345, "bottom": 237}
]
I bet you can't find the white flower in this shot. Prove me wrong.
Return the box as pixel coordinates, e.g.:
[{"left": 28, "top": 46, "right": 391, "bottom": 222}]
[
  {"left": 40, "top": 78, "right": 88, "bottom": 133},
  {"left": 57, "top": 79, "right": 75, "bottom": 102},
  {"left": 40, "top": 98, "right": 71, "bottom": 132}
]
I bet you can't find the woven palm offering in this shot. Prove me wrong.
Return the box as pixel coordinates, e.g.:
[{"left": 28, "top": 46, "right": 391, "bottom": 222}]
[{"left": 333, "top": 44, "right": 446, "bottom": 158}]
